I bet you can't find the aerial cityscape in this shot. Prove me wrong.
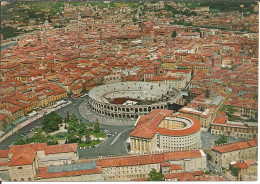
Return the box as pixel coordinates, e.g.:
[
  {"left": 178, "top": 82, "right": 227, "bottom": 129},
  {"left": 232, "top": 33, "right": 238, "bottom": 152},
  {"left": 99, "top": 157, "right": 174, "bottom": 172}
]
[{"left": 0, "top": 0, "right": 258, "bottom": 182}]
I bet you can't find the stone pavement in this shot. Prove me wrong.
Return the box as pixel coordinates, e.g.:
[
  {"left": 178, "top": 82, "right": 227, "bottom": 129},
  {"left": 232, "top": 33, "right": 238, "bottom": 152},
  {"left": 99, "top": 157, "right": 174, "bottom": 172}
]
[{"left": 79, "top": 100, "right": 135, "bottom": 126}]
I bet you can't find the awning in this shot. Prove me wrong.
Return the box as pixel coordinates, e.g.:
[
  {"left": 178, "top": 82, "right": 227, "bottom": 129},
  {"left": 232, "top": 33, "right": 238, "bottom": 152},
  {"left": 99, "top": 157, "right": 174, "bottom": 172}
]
[
  {"left": 2, "top": 124, "right": 14, "bottom": 133},
  {"left": 11, "top": 116, "right": 27, "bottom": 126}
]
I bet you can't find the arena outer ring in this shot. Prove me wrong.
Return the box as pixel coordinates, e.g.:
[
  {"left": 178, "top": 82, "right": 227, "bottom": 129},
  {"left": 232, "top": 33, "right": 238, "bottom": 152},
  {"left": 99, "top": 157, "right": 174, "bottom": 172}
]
[{"left": 87, "top": 82, "right": 182, "bottom": 120}]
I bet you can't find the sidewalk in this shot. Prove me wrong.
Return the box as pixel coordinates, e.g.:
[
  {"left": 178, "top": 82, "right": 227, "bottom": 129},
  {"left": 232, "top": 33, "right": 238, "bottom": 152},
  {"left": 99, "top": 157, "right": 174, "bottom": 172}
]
[{"left": 0, "top": 101, "right": 72, "bottom": 143}]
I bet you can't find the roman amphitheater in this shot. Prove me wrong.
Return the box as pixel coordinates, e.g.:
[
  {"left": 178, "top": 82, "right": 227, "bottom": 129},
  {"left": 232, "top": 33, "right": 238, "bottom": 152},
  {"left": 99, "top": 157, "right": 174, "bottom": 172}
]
[{"left": 88, "top": 82, "right": 182, "bottom": 120}]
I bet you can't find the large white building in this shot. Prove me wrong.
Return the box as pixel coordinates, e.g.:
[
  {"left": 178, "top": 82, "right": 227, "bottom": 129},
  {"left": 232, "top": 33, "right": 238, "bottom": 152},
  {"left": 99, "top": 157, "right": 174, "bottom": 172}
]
[
  {"left": 0, "top": 143, "right": 207, "bottom": 182},
  {"left": 210, "top": 139, "right": 257, "bottom": 168},
  {"left": 129, "top": 109, "right": 201, "bottom": 153},
  {"left": 36, "top": 150, "right": 207, "bottom": 181}
]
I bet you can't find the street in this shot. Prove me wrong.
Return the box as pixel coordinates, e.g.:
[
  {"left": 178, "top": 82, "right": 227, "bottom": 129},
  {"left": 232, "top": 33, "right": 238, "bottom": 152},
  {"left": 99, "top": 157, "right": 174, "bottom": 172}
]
[
  {"left": 78, "top": 127, "right": 134, "bottom": 159},
  {"left": 0, "top": 97, "right": 246, "bottom": 160},
  {"left": 0, "top": 97, "right": 135, "bottom": 156},
  {"left": 207, "top": 161, "right": 230, "bottom": 181}
]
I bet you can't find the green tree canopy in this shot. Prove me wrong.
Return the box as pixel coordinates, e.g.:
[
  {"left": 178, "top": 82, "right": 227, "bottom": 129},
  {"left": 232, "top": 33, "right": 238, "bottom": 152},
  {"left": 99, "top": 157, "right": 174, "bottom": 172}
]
[
  {"left": 42, "top": 112, "right": 63, "bottom": 133},
  {"left": 226, "top": 106, "right": 235, "bottom": 115},
  {"left": 85, "top": 129, "right": 91, "bottom": 144},
  {"left": 94, "top": 119, "right": 100, "bottom": 133},
  {"left": 205, "top": 89, "right": 210, "bottom": 98},
  {"left": 14, "top": 128, "right": 58, "bottom": 146},
  {"left": 171, "top": 31, "right": 177, "bottom": 38},
  {"left": 148, "top": 168, "right": 164, "bottom": 181},
  {"left": 230, "top": 166, "right": 240, "bottom": 177}
]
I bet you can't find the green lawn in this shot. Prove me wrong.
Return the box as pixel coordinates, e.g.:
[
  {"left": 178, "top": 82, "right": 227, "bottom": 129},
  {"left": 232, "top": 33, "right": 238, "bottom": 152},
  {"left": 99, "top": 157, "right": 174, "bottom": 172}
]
[{"left": 90, "top": 131, "right": 106, "bottom": 138}]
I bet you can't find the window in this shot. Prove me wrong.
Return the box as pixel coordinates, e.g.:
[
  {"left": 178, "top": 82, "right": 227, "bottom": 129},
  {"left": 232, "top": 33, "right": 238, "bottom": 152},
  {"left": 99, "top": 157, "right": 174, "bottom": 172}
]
[
  {"left": 18, "top": 167, "right": 23, "bottom": 169},
  {"left": 28, "top": 178, "right": 32, "bottom": 181},
  {"left": 21, "top": 178, "right": 24, "bottom": 181}
]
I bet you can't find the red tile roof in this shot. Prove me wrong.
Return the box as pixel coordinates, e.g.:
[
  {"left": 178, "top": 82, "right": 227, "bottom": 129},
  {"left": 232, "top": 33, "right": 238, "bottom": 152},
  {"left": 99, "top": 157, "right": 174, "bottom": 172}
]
[
  {"left": 161, "top": 162, "right": 170, "bottom": 167},
  {"left": 0, "top": 162, "right": 9, "bottom": 166},
  {"left": 130, "top": 110, "right": 173, "bottom": 139},
  {"left": 164, "top": 171, "right": 205, "bottom": 180},
  {"left": 212, "top": 139, "right": 257, "bottom": 153},
  {"left": 212, "top": 116, "right": 228, "bottom": 124},
  {"left": 36, "top": 166, "right": 102, "bottom": 179},
  {"left": 170, "top": 164, "right": 182, "bottom": 170},
  {"left": 95, "top": 150, "right": 203, "bottom": 168},
  {"left": 244, "top": 159, "right": 255, "bottom": 166},
  {"left": 130, "top": 109, "right": 201, "bottom": 138},
  {"left": 96, "top": 154, "right": 165, "bottom": 168},
  {"left": 233, "top": 162, "right": 249, "bottom": 169},
  {"left": 45, "top": 143, "right": 78, "bottom": 155},
  {"left": 163, "top": 150, "right": 203, "bottom": 161},
  {"left": 9, "top": 143, "right": 46, "bottom": 166},
  {"left": 0, "top": 150, "right": 9, "bottom": 158}
]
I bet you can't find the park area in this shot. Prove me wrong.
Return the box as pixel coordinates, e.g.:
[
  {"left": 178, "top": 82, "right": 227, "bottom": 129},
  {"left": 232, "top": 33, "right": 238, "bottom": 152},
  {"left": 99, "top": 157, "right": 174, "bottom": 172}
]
[{"left": 14, "top": 112, "right": 106, "bottom": 147}]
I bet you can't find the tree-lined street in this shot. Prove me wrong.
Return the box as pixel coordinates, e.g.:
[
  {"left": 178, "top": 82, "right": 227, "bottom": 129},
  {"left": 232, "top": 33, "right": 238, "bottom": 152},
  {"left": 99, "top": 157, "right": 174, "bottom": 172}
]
[{"left": 0, "top": 97, "right": 134, "bottom": 158}]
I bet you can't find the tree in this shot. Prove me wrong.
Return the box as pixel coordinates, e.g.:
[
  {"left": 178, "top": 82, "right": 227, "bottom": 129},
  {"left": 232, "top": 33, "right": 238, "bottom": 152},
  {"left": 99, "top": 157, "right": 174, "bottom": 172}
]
[
  {"left": 226, "top": 106, "right": 234, "bottom": 115},
  {"left": 31, "top": 130, "right": 48, "bottom": 143},
  {"left": 78, "top": 122, "right": 86, "bottom": 135},
  {"left": 42, "top": 112, "right": 63, "bottom": 133},
  {"left": 132, "top": 17, "right": 137, "bottom": 23},
  {"left": 194, "top": 27, "right": 200, "bottom": 32},
  {"left": 85, "top": 129, "right": 91, "bottom": 144},
  {"left": 47, "top": 135, "right": 58, "bottom": 145},
  {"left": 67, "top": 133, "right": 79, "bottom": 143},
  {"left": 171, "top": 31, "right": 177, "bottom": 38},
  {"left": 94, "top": 119, "right": 100, "bottom": 133},
  {"left": 1, "top": 26, "right": 20, "bottom": 39},
  {"left": 230, "top": 166, "right": 240, "bottom": 177},
  {"left": 70, "top": 114, "right": 78, "bottom": 122},
  {"left": 205, "top": 170, "right": 212, "bottom": 175},
  {"left": 148, "top": 168, "right": 164, "bottom": 181},
  {"left": 14, "top": 138, "right": 27, "bottom": 145},
  {"left": 66, "top": 111, "right": 70, "bottom": 121},
  {"left": 205, "top": 89, "right": 210, "bottom": 98}
]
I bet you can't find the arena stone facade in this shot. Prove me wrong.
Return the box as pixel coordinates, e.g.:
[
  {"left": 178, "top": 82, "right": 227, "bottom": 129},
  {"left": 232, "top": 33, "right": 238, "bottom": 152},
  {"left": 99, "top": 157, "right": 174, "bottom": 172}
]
[{"left": 88, "top": 82, "right": 182, "bottom": 119}]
